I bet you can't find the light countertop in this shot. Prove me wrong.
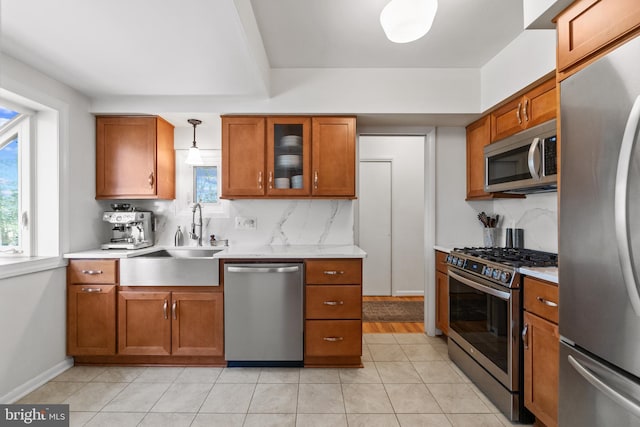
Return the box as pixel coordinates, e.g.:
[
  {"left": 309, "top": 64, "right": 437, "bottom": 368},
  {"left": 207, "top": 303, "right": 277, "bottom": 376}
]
[
  {"left": 65, "top": 244, "right": 367, "bottom": 260},
  {"left": 519, "top": 266, "right": 558, "bottom": 284}
]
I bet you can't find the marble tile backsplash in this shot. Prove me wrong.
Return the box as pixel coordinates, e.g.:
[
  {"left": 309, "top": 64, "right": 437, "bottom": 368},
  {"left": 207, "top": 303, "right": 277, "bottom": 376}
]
[
  {"left": 493, "top": 192, "right": 558, "bottom": 253},
  {"left": 99, "top": 199, "right": 355, "bottom": 248}
]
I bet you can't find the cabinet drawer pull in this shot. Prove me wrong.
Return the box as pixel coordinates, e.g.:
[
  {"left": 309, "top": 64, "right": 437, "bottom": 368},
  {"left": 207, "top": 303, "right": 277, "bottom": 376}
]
[
  {"left": 323, "top": 300, "right": 344, "bottom": 306},
  {"left": 516, "top": 102, "right": 522, "bottom": 124},
  {"left": 536, "top": 296, "right": 558, "bottom": 307},
  {"left": 163, "top": 299, "right": 168, "bottom": 320},
  {"left": 258, "top": 171, "right": 263, "bottom": 189},
  {"left": 323, "top": 336, "right": 344, "bottom": 342},
  {"left": 522, "top": 323, "right": 529, "bottom": 350},
  {"left": 523, "top": 99, "right": 529, "bottom": 122},
  {"left": 81, "top": 287, "right": 102, "bottom": 293},
  {"left": 148, "top": 172, "right": 154, "bottom": 188},
  {"left": 314, "top": 171, "right": 319, "bottom": 189},
  {"left": 323, "top": 270, "right": 345, "bottom": 276},
  {"left": 268, "top": 171, "right": 273, "bottom": 189},
  {"left": 172, "top": 300, "right": 177, "bottom": 320},
  {"left": 81, "top": 270, "right": 103, "bottom": 275}
]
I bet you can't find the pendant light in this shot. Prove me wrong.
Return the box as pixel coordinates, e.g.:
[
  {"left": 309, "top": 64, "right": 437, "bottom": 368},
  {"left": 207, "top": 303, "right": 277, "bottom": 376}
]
[
  {"left": 380, "top": 0, "right": 438, "bottom": 44},
  {"left": 185, "top": 118, "right": 204, "bottom": 165}
]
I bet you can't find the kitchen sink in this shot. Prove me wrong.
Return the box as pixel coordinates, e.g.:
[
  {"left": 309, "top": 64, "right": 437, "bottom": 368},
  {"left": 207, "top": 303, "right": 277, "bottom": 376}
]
[
  {"left": 119, "top": 247, "right": 222, "bottom": 286},
  {"left": 136, "top": 248, "right": 220, "bottom": 258}
]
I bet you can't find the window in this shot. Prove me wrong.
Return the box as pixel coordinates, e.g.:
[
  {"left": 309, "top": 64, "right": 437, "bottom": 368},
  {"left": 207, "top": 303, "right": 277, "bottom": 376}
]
[
  {"left": 194, "top": 166, "right": 218, "bottom": 204},
  {"left": 176, "top": 149, "right": 227, "bottom": 217},
  {"left": 0, "top": 106, "right": 29, "bottom": 255}
]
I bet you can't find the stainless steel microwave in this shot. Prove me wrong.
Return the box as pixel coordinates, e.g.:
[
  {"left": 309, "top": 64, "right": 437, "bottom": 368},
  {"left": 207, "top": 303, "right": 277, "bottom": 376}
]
[{"left": 484, "top": 119, "right": 557, "bottom": 194}]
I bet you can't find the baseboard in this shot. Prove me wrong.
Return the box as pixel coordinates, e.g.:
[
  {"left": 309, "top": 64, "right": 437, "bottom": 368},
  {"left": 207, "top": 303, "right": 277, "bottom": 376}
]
[
  {"left": 393, "top": 291, "right": 425, "bottom": 296},
  {"left": 0, "top": 357, "right": 74, "bottom": 404}
]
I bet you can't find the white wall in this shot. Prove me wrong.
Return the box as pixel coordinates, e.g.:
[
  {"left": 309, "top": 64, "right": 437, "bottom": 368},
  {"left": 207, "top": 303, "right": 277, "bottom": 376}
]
[
  {"left": 434, "top": 127, "right": 492, "bottom": 248},
  {"left": 358, "top": 135, "right": 426, "bottom": 296},
  {"left": 480, "top": 30, "right": 556, "bottom": 111},
  {"left": 0, "top": 54, "right": 97, "bottom": 402}
]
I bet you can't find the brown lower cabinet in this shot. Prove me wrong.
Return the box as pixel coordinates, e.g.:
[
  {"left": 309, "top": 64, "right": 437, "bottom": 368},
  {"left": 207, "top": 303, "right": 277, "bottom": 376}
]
[
  {"left": 67, "top": 284, "right": 117, "bottom": 355},
  {"left": 118, "top": 289, "right": 223, "bottom": 357},
  {"left": 435, "top": 251, "right": 449, "bottom": 335},
  {"left": 67, "top": 259, "right": 118, "bottom": 356},
  {"left": 304, "top": 258, "right": 362, "bottom": 367},
  {"left": 523, "top": 276, "right": 559, "bottom": 427}
]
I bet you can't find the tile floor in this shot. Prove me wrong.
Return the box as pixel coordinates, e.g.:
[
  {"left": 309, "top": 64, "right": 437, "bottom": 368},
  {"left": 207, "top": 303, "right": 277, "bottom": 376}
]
[{"left": 18, "top": 334, "right": 531, "bottom": 427}]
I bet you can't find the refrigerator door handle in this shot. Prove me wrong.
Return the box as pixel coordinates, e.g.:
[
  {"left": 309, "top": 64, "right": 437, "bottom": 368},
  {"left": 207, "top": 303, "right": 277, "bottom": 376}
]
[
  {"left": 568, "top": 355, "right": 640, "bottom": 418},
  {"left": 615, "top": 94, "right": 640, "bottom": 316}
]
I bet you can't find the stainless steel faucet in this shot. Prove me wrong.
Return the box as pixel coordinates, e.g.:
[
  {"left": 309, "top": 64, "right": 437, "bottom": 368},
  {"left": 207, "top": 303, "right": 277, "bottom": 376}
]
[{"left": 190, "top": 202, "right": 203, "bottom": 246}]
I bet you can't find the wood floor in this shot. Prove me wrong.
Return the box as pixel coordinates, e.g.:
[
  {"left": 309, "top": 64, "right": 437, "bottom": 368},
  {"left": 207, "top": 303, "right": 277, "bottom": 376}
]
[{"left": 362, "top": 295, "right": 425, "bottom": 334}]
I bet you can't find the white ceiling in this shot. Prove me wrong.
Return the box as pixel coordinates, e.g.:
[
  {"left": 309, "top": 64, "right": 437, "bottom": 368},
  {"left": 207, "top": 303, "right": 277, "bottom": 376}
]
[{"left": 0, "top": 0, "right": 525, "bottom": 125}]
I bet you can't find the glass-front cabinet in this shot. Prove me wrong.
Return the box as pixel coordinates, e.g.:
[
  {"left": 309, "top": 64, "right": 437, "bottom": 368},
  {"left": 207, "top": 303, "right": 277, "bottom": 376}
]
[{"left": 266, "top": 117, "right": 311, "bottom": 196}]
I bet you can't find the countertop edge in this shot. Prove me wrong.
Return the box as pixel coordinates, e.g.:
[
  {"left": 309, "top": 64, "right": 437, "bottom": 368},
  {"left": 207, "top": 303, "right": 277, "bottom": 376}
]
[
  {"left": 64, "top": 245, "right": 367, "bottom": 260},
  {"left": 518, "top": 266, "right": 559, "bottom": 284}
]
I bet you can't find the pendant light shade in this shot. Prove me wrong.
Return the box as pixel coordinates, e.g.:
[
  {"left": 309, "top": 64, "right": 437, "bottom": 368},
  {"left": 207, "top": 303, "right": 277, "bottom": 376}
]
[
  {"left": 380, "top": 0, "right": 438, "bottom": 44},
  {"left": 185, "top": 118, "right": 204, "bottom": 165}
]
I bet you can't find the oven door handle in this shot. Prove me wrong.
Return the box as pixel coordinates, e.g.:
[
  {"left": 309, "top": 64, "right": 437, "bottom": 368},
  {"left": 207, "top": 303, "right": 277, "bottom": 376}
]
[{"left": 448, "top": 270, "right": 511, "bottom": 301}]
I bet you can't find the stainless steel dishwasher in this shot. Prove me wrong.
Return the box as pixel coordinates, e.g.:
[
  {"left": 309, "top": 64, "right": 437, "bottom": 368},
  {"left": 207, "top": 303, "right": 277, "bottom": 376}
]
[{"left": 224, "top": 262, "right": 304, "bottom": 367}]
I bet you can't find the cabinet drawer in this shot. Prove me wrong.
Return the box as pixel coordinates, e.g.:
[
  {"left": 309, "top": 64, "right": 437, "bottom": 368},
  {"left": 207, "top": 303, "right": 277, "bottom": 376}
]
[
  {"left": 68, "top": 260, "right": 118, "bottom": 284},
  {"left": 435, "top": 251, "right": 448, "bottom": 274},
  {"left": 524, "top": 277, "right": 559, "bottom": 323},
  {"left": 305, "top": 259, "right": 362, "bottom": 284},
  {"left": 305, "top": 320, "right": 361, "bottom": 357},
  {"left": 306, "top": 285, "right": 361, "bottom": 319}
]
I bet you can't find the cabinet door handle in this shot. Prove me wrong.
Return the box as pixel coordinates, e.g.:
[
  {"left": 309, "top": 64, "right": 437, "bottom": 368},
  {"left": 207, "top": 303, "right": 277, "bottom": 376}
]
[
  {"left": 323, "top": 336, "right": 344, "bottom": 342},
  {"left": 163, "top": 299, "right": 168, "bottom": 320},
  {"left": 323, "top": 270, "right": 345, "bottom": 276},
  {"left": 268, "top": 171, "right": 273, "bottom": 189},
  {"left": 258, "top": 171, "right": 263, "bottom": 189},
  {"left": 323, "top": 300, "right": 344, "bottom": 306},
  {"left": 522, "top": 323, "right": 529, "bottom": 349},
  {"left": 81, "top": 287, "right": 102, "bottom": 293},
  {"left": 536, "top": 296, "right": 558, "bottom": 307},
  {"left": 172, "top": 300, "right": 177, "bottom": 320},
  {"left": 148, "top": 172, "right": 154, "bottom": 188},
  {"left": 314, "top": 171, "right": 319, "bottom": 189},
  {"left": 523, "top": 99, "right": 529, "bottom": 122},
  {"left": 81, "top": 270, "right": 103, "bottom": 275},
  {"left": 516, "top": 102, "right": 522, "bottom": 124}
]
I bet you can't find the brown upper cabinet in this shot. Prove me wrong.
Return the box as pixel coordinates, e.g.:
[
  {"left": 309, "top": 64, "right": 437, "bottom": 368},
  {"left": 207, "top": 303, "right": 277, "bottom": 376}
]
[
  {"left": 96, "top": 116, "right": 175, "bottom": 200},
  {"left": 96, "top": 116, "right": 175, "bottom": 199},
  {"left": 490, "top": 78, "right": 557, "bottom": 142},
  {"left": 221, "top": 115, "right": 356, "bottom": 199},
  {"left": 466, "top": 116, "right": 492, "bottom": 200},
  {"left": 221, "top": 116, "right": 266, "bottom": 197},
  {"left": 556, "top": 0, "right": 640, "bottom": 80},
  {"left": 466, "top": 76, "right": 556, "bottom": 200}
]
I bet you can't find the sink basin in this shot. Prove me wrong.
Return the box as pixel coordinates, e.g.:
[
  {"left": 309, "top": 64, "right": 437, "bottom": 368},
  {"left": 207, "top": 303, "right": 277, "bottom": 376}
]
[
  {"left": 137, "top": 248, "right": 220, "bottom": 258},
  {"left": 120, "top": 248, "right": 222, "bottom": 286}
]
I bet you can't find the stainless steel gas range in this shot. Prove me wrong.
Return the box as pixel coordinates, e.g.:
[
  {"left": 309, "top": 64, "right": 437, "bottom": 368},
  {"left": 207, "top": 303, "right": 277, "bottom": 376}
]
[{"left": 445, "top": 247, "right": 557, "bottom": 423}]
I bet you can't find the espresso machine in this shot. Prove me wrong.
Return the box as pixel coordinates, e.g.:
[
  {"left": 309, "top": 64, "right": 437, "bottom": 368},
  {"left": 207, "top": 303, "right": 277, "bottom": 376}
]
[{"left": 101, "top": 208, "right": 154, "bottom": 250}]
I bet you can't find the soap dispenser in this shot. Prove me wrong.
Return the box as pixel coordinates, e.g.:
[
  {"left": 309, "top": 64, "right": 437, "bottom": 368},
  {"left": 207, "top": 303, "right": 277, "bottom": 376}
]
[{"left": 174, "top": 226, "right": 184, "bottom": 246}]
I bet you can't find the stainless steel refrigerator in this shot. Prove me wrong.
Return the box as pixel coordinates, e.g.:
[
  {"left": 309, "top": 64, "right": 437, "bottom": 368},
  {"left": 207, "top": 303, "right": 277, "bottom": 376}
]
[{"left": 560, "top": 34, "right": 640, "bottom": 425}]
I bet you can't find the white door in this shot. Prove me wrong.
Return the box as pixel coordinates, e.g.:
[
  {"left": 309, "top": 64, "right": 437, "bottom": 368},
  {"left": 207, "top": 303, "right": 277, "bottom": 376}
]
[{"left": 359, "top": 160, "right": 392, "bottom": 295}]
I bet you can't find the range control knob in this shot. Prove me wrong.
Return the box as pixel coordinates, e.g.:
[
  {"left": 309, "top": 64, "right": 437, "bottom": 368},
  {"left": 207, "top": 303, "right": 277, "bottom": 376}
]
[
  {"left": 446, "top": 255, "right": 452, "bottom": 264},
  {"left": 485, "top": 267, "right": 493, "bottom": 277},
  {"left": 457, "top": 259, "right": 464, "bottom": 267},
  {"left": 452, "top": 257, "right": 458, "bottom": 265},
  {"left": 500, "top": 272, "right": 511, "bottom": 283},
  {"left": 492, "top": 269, "right": 501, "bottom": 280}
]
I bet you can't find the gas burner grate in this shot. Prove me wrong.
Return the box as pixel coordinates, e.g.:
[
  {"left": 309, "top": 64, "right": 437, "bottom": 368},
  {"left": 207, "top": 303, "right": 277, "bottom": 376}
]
[{"left": 453, "top": 247, "right": 558, "bottom": 268}]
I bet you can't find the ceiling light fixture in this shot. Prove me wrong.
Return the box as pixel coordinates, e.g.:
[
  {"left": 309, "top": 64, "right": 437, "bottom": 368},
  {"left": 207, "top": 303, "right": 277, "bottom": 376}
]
[
  {"left": 380, "top": 0, "right": 438, "bottom": 44},
  {"left": 185, "top": 118, "right": 204, "bottom": 165}
]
